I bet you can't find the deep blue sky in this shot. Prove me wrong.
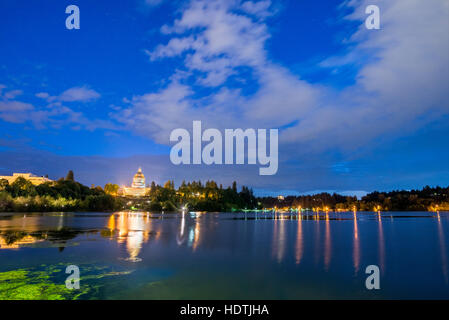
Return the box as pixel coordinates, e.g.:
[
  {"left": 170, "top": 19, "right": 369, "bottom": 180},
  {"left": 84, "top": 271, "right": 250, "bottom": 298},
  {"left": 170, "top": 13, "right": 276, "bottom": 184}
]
[{"left": 0, "top": 0, "right": 448, "bottom": 195}]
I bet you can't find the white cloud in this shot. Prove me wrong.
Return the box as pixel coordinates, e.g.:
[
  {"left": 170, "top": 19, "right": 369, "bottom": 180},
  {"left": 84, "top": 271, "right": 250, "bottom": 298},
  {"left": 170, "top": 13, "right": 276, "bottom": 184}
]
[
  {"left": 0, "top": 87, "right": 35, "bottom": 123},
  {"left": 147, "top": 37, "right": 197, "bottom": 61},
  {"left": 120, "top": 0, "right": 449, "bottom": 159},
  {"left": 35, "top": 86, "right": 100, "bottom": 103},
  {"left": 3, "top": 89, "right": 23, "bottom": 100},
  {"left": 240, "top": 0, "right": 273, "bottom": 18},
  {"left": 123, "top": 0, "right": 321, "bottom": 142},
  {"left": 0, "top": 85, "right": 114, "bottom": 131},
  {"left": 0, "top": 100, "right": 34, "bottom": 123},
  {"left": 150, "top": 0, "right": 270, "bottom": 86},
  {"left": 35, "top": 92, "right": 50, "bottom": 99},
  {"left": 1, "top": 0, "right": 448, "bottom": 192},
  {"left": 0, "top": 99, "right": 56, "bottom": 127},
  {"left": 282, "top": 0, "right": 449, "bottom": 151}
]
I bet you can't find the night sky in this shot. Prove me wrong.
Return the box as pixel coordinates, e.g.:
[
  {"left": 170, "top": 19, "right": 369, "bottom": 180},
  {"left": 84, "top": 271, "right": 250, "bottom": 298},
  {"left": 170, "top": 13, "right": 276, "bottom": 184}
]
[{"left": 0, "top": 0, "right": 448, "bottom": 196}]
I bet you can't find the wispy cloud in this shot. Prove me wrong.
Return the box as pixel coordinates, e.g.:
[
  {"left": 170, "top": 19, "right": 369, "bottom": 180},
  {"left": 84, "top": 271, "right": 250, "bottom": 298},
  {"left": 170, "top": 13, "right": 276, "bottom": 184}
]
[
  {"left": 122, "top": 0, "right": 320, "bottom": 143},
  {"left": 3, "top": 89, "right": 23, "bottom": 100},
  {"left": 1, "top": 0, "right": 448, "bottom": 193},
  {"left": 120, "top": 0, "right": 448, "bottom": 157},
  {"left": 36, "top": 86, "right": 101, "bottom": 103},
  {"left": 0, "top": 85, "right": 113, "bottom": 130},
  {"left": 0, "top": 100, "right": 34, "bottom": 123},
  {"left": 58, "top": 86, "right": 101, "bottom": 102}
]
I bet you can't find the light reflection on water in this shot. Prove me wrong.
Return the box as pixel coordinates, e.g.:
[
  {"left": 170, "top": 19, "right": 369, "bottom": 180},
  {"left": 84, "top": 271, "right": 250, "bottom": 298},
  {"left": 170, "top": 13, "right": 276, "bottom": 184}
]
[
  {"left": 353, "top": 211, "right": 360, "bottom": 275},
  {"left": 324, "top": 213, "right": 331, "bottom": 271},
  {"left": 0, "top": 211, "right": 448, "bottom": 299},
  {"left": 378, "top": 212, "right": 385, "bottom": 275},
  {"left": 437, "top": 213, "right": 448, "bottom": 284},
  {"left": 295, "top": 214, "right": 303, "bottom": 265}
]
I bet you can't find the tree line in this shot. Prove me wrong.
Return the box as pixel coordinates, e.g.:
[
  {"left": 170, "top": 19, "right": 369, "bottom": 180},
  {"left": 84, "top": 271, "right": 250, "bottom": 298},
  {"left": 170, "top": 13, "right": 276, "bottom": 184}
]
[
  {"left": 1, "top": 171, "right": 448, "bottom": 212},
  {"left": 259, "top": 185, "right": 449, "bottom": 211},
  {"left": 140, "top": 180, "right": 258, "bottom": 212},
  {"left": 0, "top": 171, "right": 123, "bottom": 212},
  {"left": 0, "top": 171, "right": 258, "bottom": 212}
]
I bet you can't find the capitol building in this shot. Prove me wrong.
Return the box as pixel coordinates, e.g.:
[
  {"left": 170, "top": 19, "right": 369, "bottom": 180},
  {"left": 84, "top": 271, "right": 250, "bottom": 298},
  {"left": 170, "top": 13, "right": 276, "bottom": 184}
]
[{"left": 119, "top": 167, "right": 150, "bottom": 197}]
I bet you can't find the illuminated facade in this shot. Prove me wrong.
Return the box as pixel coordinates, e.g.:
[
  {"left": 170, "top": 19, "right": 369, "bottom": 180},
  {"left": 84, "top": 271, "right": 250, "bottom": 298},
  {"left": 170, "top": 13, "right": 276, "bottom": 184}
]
[
  {"left": 0, "top": 173, "right": 52, "bottom": 186},
  {"left": 119, "top": 167, "right": 149, "bottom": 197}
]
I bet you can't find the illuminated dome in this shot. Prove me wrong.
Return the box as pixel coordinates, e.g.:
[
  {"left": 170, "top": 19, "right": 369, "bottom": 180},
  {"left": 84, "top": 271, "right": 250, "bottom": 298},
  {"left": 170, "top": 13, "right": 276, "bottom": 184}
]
[
  {"left": 119, "top": 167, "right": 150, "bottom": 197},
  {"left": 131, "top": 167, "right": 146, "bottom": 189}
]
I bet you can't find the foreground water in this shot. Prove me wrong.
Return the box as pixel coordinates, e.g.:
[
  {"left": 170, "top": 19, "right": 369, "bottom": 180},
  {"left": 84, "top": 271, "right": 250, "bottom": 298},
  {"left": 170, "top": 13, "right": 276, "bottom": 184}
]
[{"left": 0, "top": 211, "right": 448, "bottom": 299}]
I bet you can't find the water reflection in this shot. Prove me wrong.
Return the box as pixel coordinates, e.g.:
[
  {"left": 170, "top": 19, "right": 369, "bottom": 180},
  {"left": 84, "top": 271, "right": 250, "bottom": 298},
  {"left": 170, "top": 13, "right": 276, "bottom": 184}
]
[
  {"left": 176, "top": 212, "right": 187, "bottom": 245},
  {"left": 1, "top": 211, "right": 449, "bottom": 299},
  {"left": 314, "top": 213, "right": 320, "bottom": 266},
  {"left": 271, "top": 214, "right": 287, "bottom": 263},
  {"left": 105, "top": 211, "right": 206, "bottom": 260},
  {"left": 295, "top": 214, "right": 303, "bottom": 265},
  {"left": 377, "top": 212, "right": 385, "bottom": 275},
  {"left": 107, "top": 214, "right": 115, "bottom": 231},
  {"left": 0, "top": 227, "right": 90, "bottom": 250},
  {"left": 191, "top": 214, "right": 201, "bottom": 251},
  {"left": 0, "top": 211, "right": 360, "bottom": 271},
  {"left": 324, "top": 213, "right": 331, "bottom": 271},
  {"left": 436, "top": 213, "right": 448, "bottom": 284},
  {"left": 109, "top": 212, "right": 155, "bottom": 262},
  {"left": 353, "top": 211, "right": 360, "bottom": 274},
  {"left": 0, "top": 233, "right": 45, "bottom": 249}
]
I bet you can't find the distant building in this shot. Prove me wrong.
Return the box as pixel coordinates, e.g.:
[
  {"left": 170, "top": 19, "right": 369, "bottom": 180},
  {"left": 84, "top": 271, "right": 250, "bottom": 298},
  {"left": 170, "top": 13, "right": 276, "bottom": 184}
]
[
  {"left": 118, "top": 167, "right": 150, "bottom": 197},
  {"left": 0, "top": 173, "right": 53, "bottom": 186},
  {"left": 277, "top": 195, "right": 285, "bottom": 200}
]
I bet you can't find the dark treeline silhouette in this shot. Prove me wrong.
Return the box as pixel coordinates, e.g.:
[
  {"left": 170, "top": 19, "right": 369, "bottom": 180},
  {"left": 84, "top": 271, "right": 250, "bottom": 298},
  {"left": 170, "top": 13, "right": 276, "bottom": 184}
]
[
  {"left": 142, "top": 179, "right": 257, "bottom": 212},
  {"left": 0, "top": 173, "right": 257, "bottom": 212},
  {"left": 359, "top": 186, "right": 449, "bottom": 211},
  {"left": 1, "top": 172, "right": 448, "bottom": 212},
  {"left": 259, "top": 193, "right": 358, "bottom": 210},
  {"left": 0, "top": 171, "right": 122, "bottom": 212},
  {"left": 259, "top": 185, "right": 449, "bottom": 211}
]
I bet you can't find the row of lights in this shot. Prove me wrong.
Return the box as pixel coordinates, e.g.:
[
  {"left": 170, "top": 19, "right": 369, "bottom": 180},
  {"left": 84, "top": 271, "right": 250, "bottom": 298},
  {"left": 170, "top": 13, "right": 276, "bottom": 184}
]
[{"left": 271, "top": 205, "right": 386, "bottom": 213}]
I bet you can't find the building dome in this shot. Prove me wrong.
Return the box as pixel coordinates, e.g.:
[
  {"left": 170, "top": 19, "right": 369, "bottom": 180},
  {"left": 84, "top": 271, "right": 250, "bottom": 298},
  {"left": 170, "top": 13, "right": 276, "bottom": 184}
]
[
  {"left": 119, "top": 167, "right": 150, "bottom": 197},
  {"left": 131, "top": 167, "right": 146, "bottom": 189}
]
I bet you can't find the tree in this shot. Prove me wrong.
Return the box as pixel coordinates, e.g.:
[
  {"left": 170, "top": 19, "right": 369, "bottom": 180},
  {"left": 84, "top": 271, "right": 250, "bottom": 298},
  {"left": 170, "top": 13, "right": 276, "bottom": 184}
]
[
  {"left": 164, "top": 180, "right": 173, "bottom": 189},
  {"left": 232, "top": 181, "right": 237, "bottom": 193},
  {"left": 9, "top": 177, "right": 36, "bottom": 197},
  {"left": 65, "top": 170, "right": 74, "bottom": 181},
  {"left": 104, "top": 183, "right": 119, "bottom": 196},
  {"left": 0, "top": 179, "right": 9, "bottom": 191},
  {"left": 0, "top": 191, "right": 13, "bottom": 211}
]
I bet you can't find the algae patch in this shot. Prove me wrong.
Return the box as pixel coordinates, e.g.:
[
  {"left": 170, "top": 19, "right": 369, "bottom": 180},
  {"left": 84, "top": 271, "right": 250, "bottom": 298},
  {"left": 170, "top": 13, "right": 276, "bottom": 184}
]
[{"left": 0, "top": 264, "right": 133, "bottom": 300}]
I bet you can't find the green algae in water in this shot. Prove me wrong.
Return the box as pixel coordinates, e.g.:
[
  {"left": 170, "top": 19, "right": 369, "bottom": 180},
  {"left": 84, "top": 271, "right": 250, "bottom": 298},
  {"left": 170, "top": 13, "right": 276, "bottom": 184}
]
[
  {"left": 0, "top": 268, "right": 79, "bottom": 300},
  {"left": 0, "top": 264, "right": 134, "bottom": 300}
]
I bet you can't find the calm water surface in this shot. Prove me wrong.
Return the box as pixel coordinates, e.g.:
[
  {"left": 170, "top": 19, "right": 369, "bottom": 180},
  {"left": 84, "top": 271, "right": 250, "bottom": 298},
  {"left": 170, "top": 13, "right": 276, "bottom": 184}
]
[{"left": 0, "top": 211, "right": 448, "bottom": 299}]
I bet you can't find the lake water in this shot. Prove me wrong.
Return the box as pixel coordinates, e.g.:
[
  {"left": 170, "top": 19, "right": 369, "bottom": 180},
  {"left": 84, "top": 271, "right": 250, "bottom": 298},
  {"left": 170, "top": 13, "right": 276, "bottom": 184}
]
[{"left": 0, "top": 211, "right": 448, "bottom": 299}]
